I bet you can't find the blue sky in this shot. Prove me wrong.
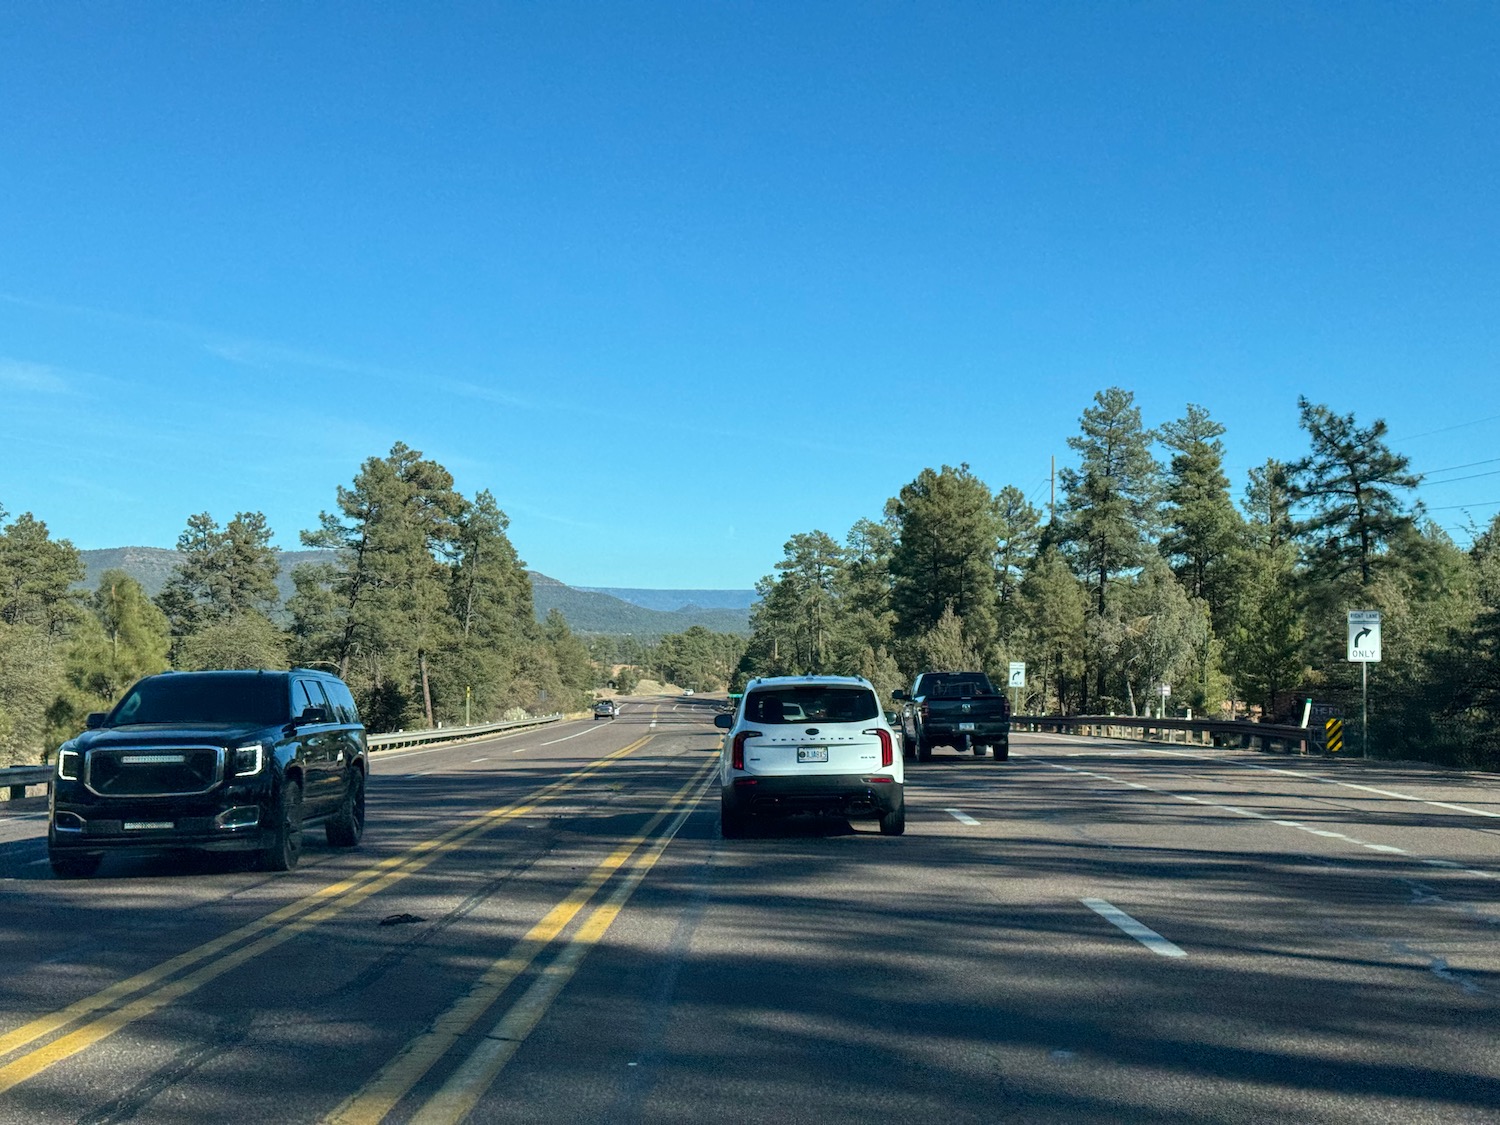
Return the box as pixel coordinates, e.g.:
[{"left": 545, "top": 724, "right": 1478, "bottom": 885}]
[{"left": 2, "top": 3, "right": 1497, "bottom": 588}]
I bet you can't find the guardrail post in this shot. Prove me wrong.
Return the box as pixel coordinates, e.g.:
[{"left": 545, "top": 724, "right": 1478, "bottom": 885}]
[{"left": 7, "top": 784, "right": 23, "bottom": 801}]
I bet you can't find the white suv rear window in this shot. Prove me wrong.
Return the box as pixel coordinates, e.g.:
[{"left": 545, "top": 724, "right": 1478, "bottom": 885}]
[{"left": 743, "top": 687, "right": 879, "bottom": 725}]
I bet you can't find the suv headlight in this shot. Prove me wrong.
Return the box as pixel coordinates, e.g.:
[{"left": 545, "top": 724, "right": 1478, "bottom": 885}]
[
  {"left": 57, "top": 742, "right": 82, "bottom": 781},
  {"left": 232, "top": 742, "right": 265, "bottom": 777}
]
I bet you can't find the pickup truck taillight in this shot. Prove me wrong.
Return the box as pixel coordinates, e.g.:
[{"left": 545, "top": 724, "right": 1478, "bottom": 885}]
[
  {"left": 919, "top": 702, "right": 930, "bottom": 721},
  {"left": 731, "top": 731, "right": 760, "bottom": 771},
  {"left": 864, "top": 728, "right": 894, "bottom": 768}
]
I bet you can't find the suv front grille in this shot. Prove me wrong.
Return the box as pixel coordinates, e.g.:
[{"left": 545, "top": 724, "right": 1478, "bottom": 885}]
[{"left": 85, "top": 747, "right": 225, "bottom": 797}]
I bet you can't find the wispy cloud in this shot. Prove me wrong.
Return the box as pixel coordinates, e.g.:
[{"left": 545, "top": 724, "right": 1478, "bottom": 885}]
[{"left": 0, "top": 358, "right": 73, "bottom": 395}]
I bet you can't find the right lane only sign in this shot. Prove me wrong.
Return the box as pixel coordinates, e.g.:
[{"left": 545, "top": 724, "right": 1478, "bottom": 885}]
[{"left": 1348, "top": 610, "right": 1381, "bottom": 662}]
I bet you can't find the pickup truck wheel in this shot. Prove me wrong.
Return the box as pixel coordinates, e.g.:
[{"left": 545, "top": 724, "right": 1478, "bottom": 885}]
[
  {"left": 878, "top": 805, "right": 906, "bottom": 836},
  {"left": 916, "top": 737, "right": 933, "bottom": 763},
  {"left": 325, "top": 769, "right": 365, "bottom": 848},
  {"left": 720, "top": 796, "right": 749, "bottom": 839},
  {"left": 991, "top": 740, "right": 1010, "bottom": 761},
  {"left": 49, "top": 851, "right": 102, "bottom": 878},
  {"left": 262, "top": 780, "right": 304, "bottom": 871}
]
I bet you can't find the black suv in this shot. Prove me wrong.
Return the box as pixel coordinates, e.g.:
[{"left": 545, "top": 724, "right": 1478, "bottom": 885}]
[{"left": 48, "top": 669, "right": 368, "bottom": 877}]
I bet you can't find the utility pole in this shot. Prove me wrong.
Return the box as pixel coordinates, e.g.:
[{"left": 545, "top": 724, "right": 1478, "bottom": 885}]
[{"left": 1049, "top": 455, "right": 1055, "bottom": 523}]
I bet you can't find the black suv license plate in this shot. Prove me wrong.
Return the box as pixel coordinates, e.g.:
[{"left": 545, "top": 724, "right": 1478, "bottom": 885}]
[{"left": 797, "top": 747, "right": 829, "bottom": 763}]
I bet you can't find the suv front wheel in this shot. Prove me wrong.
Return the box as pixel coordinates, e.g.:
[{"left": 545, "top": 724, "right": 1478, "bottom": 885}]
[
  {"left": 49, "top": 850, "right": 102, "bottom": 878},
  {"left": 262, "top": 780, "right": 304, "bottom": 871}
]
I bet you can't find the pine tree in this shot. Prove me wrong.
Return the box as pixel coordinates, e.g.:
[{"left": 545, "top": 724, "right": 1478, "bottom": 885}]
[
  {"left": 1286, "top": 398, "right": 1420, "bottom": 589},
  {"left": 1158, "top": 405, "right": 1244, "bottom": 630},
  {"left": 156, "top": 511, "right": 282, "bottom": 664},
  {"left": 1224, "top": 461, "right": 1305, "bottom": 718},
  {"left": 1055, "top": 388, "right": 1160, "bottom": 707},
  {"left": 1056, "top": 388, "right": 1161, "bottom": 617},
  {"left": 889, "top": 465, "right": 1000, "bottom": 656},
  {"left": 0, "top": 507, "right": 85, "bottom": 637},
  {"left": 295, "top": 442, "right": 465, "bottom": 729},
  {"left": 47, "top": 571, "right": 171, "bottom": 743},
  {"left": 1018, "top": 548, "right": 1087, "bottom": 714},
  {"left": 993, "top": 484, "right": 1041, "bottom": 645}
]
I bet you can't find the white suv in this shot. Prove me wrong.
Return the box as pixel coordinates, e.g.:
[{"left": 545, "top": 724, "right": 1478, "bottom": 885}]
[{"left": 713, "top": 676, "right": 905, "bottom": 837}]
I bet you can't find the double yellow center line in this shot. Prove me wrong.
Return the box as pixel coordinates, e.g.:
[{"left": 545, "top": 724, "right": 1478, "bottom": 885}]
[
  {"left": 327, "top": 757, "right": 715, "bottom": 1124},
  {"left": 0, "top": 734, "right": 657, "bottom": 1096}
]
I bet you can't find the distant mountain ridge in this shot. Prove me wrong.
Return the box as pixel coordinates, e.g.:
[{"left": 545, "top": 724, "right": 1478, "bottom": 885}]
[
  {"left": 577, "top": 586, "right": 757, "bottom": 612},
  {"left": 77, "top": 548, "right": 751, "bottom": 636}
]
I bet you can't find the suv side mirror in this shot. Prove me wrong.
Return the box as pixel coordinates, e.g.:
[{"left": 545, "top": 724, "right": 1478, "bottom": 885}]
[
  {"left": 714, "top": 713, "right": 733, "bottom": 729},
  {"left": 891, "top": 690, "right": 907, "bottom": 702},
  {"left": 85, "top": 712, "right": 108, "bottom": 729}
]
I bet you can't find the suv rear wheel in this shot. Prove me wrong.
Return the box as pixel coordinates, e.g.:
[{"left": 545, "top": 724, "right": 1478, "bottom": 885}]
[
  {"left": 878, "top": 805, "right": 906, "bottom": 836},
  {"left": 325, "top": 769, "right": 365, "bottom": 847},
  {"left": 721, "top": 796, "right": 749, "bottom": 839}
]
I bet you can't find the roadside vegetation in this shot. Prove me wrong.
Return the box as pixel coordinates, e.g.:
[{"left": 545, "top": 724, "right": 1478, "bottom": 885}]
[
  {"left": 0, "top": 442, "right": 599, "bottom": 758},
  {"left": 735, "top": 389, "right": 1500, "bottom": 770},
  {"left": 4, "top": 395, "right": 1497, "bottom": 770}
]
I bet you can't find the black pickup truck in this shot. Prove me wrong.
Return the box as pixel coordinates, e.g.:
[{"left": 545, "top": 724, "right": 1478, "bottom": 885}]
[{"left": 893, "top": 671, "right": 1011, "bottom": 762}]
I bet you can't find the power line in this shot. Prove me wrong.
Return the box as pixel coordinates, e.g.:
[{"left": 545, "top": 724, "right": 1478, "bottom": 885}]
[
  {"left": 1419, "top": 455, "right": 1500, "bottom": 475},
  {"left": 1393, "top": 413, "right": 1500, "bottom": 442},
  {"left": 1426, "top": 499, "right": 1500, "bottom": 512},
  {"left": 1415, "top": 468, "right": 1500, "bottom": 486}
]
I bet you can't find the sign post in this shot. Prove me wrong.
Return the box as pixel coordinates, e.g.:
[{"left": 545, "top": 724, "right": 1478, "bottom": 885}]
[
  {"left": 1007, "top": 662, "right": 1025, "bottom": 716},
  {"left": 1347, "top": 611, "right": 1382, "bottom": 758}
]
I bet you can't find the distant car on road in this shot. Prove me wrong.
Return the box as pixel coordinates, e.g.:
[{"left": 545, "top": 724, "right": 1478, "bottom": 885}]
[
  {"left": 714, "top": 675, "right": 904, "bottom": 838},
  {"left": 593, "top": 700, "right": 619, "bottom": 720}
]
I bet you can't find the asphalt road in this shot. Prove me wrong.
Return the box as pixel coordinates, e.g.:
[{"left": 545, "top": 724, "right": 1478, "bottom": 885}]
[{"left": 3, "top": 698, "right": 1500, "bottom": 1124}]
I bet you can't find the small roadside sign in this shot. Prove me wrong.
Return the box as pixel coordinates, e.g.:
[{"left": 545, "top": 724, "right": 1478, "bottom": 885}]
[
  {"left": 1008, "top": 662, "right": 1025, "bottom": 689},
  {"left": 1347, "top": 610, "right": 1382, "bottom": 662},
  {"left": 1325, "top": 718, "right": 1344, "bottom": 754},
  {"left": 1158, "top": 683, "right": 1170, "bottom": 698}
]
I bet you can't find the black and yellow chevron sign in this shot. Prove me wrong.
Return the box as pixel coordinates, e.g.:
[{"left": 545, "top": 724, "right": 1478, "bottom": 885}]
[{"left": 1325, "top": 717, "right": 1344, "bottom": 754}]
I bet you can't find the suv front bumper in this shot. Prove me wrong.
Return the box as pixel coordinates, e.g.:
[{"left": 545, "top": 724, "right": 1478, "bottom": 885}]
[{"left": 49, "top": 785, "right": 274, "bottom": 856}]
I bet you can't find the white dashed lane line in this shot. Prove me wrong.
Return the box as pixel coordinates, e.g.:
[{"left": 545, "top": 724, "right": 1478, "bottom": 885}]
[
  {"left": 1041, "top": 760, "right": 1499, "bottom": 881},
  {"left": 1081, "top": 899, "right": 1187, "bottom": 958},
  {"left": 1133, "top": 747, "right": 1500, "bottom": 820},
  {"left": 945, "top": 809, "right": 981, "bottom": 826},
  {"left": 539, "top": 726, "right": 607, "bottom": 746}
]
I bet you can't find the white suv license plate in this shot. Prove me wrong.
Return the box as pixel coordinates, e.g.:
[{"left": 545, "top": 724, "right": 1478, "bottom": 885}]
[
  {"left": 959, "top": 722, "right": 976, "bottom": 731},
  {"left": 797, "top": 747, "right": 829, "bottom": 763}
]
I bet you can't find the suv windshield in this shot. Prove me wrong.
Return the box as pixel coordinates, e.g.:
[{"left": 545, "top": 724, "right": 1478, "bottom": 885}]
[
  {"left": 110, "top": 674, "right": 289, "bottom": 727},
  {"left": 744, "top": 686, "right": 879, "bottom": 725}
]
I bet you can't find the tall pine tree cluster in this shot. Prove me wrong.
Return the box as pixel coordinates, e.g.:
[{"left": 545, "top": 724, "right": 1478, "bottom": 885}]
[
  {"left": 0, "top": 442, "right": 598, "bottom": 759},
  {"left": 738, "top": 389, "right": 1500, "bottom": 768}
]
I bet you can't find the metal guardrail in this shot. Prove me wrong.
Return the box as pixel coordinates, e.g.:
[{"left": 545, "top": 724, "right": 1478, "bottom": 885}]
[
  {"left": 1013, "top": 714, "right": 1312, "bottom": 754},
  {"left": 2, "top": 766, "right": 53, "bottom": 801},
  {"left": 0, "top": 713, "right": 566, "bottom": 800},
  {"left": 366, "top": 713, "right": 562, "bottom": 751}
]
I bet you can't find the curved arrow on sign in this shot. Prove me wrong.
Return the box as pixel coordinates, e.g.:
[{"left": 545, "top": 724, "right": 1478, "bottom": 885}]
[{"left": 1353, "top": 627, "right": 1372, "bottom": 647}]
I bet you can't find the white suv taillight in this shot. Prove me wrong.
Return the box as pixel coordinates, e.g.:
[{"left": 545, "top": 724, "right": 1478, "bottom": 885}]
[
  {"left": 865, "top": 728, "right": 893, "bottom": 768},
  {"left": 732, "top": 730, "right": 761, "bottom": 771}
]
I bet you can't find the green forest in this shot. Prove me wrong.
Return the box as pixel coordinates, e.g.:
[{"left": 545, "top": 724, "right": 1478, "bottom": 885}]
[
  {"left": 733, "top": 389, "right": 1500, "bottom": 770},
  {"left": 4, "top": 392, "right": 1499, "bottom": 771},
  {"left": 0, "top": 442, "right": 602, "bottom": 762}
]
